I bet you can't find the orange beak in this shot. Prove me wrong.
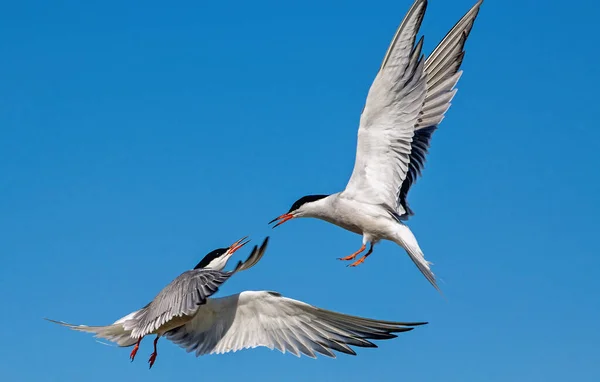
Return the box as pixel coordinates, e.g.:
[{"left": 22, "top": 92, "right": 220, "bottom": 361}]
[
  {"left": 227, "top": 236, "right": 250, "bottom": 254},
  {"left": 269, "top": 213, "right": 294, "bottom": 228}
]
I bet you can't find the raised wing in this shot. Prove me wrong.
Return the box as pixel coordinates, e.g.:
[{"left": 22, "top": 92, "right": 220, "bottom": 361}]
[
  {"left": 398, "top": 0, "right": 484, "bottom": 219},
  {"left": 126, "top": 238, "right": 269, "bottom": 338},
  {"left": 342, "top": 0, "right": 428, "bottom": 215},
  {"left": 165, "top": 290, "right": 426, "bottom": 358},
  {"left": 129, "top": 270, "right": 232, "bottom": 338}
]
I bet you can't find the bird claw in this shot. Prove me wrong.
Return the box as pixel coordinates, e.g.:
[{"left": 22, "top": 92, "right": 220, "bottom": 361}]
[
  {"left": 348, "top": 257, "right": 366, "bottom": 267},
  {"left": 337, "top": 255, "right": 358, "bottom": 261},
  {"left": 148, "top": 353, "right": 157, "bottom": 369},
  {"left": 337, "top": 245, "right": 367, "bottom": 261},
  {"left": 130, "top": 345, "right": 139, "bottom": 362}
]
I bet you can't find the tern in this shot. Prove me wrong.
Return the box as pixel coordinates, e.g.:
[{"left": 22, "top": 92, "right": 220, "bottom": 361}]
[
  {"left": 47, "top": 236, "right": 426, "bottom": 368},
  {"left": 270, "top": 0, "right": 484, "bottom": 291}
]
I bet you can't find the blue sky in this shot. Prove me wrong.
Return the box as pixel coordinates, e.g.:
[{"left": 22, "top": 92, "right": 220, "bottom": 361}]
[{"left": 1, "top": 0, "right": 599, "bottom": 380}]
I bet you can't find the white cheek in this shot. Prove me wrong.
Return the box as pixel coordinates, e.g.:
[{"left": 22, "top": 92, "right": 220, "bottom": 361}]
[
  {"left": 204, "top": 254, "right": 231, "bottom": 270},
  {"left": 297, "top": 205, "right": 314, "bottom": 218}
]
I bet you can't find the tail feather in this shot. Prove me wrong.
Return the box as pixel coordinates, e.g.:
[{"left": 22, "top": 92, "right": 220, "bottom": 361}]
[
  {"left": 394, "top": 224, "right": 440, "bottom": 292},
  {"left": 45, "top": 318, "right": 138, "bottom": 347}
]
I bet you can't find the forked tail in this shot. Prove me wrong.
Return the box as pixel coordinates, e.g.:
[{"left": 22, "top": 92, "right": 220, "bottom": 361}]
[
  {"left": 394, "top": 224, "right": 440, "bottom": 292},
  {"left": 45, "top": 310, "right": 141, "bottom": 347}
]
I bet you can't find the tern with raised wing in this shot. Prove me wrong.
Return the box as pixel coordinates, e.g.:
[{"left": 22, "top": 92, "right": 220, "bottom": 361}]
[
  {"left": 47, "top": 237, "right": 426, "bottom": 368},
  {"left": 270, "top": 0, "right": 484, "bottom": 291}
]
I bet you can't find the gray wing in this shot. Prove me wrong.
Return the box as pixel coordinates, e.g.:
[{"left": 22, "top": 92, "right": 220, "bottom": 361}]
[
  {"left": 128, "top": 270, "right": 232, "bottom": 338},
  {"left": 398, "top": 0, "right": 484, "bottom": 219},
  {"left": 165, "top": 290, "right": 426, "bottom": 358},
  {"left": 128, "top": 238, "right": 269, "bottom": 338},
  {"left": 341, "top": 0, "right": 428, "bottom": 213},
  {"left": 45, "top": 274, "right": 233, "bottom": 344}
]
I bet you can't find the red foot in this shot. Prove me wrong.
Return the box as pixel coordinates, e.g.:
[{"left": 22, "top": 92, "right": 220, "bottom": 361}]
[
  {"left": 130, "top": 338, "right": 142, "bottom": 362},
  {"left": 337, "top": 244, "right": 366, "bottom": 261},
  {"left": 348, "top": 244, "right": 374, "bottom": 267},
  {"left": 148, "top": 352, "right": 157, "bottom": 369},
  {"left": 348, "top": 256, "right": 367, "bottom": 267},
  {"left": 148, "top": 336, "right": 159, "bottom": 369}
]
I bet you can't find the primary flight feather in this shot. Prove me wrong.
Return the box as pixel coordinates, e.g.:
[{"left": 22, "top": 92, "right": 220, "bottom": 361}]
[
  {"left": 47, "top": 236, "right": 426, "bottom": 367},
  {"left": 270, "top": 0, "right": 484, "bottom": 291}
]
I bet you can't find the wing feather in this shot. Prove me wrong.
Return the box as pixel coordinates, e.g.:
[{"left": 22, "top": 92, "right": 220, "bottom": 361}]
[
  {"left": 129, "top": 270, "right": 231, "bottom": 338},
  {"left": 398, "top": 0, "right": 484, "bottom": 219},
  {"left": 342, "top": 1, "right": 483, "bottom": 217},
  {"left": 342, "top": 0, "right": 429, "bottom": 213},
  {"left": 48, "top": 238, "right": 271, "bottom": 346},
  {"left": 130, "top": 238, "right": 269, "bottom": 338},
  {"left": 165, "top": 291, "right": 426, "bottom": 359}
]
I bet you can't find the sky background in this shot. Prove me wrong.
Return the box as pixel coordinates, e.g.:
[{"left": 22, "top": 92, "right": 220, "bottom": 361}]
[{"left": 1, "top": 0, "right": 599, "bottom": 381}]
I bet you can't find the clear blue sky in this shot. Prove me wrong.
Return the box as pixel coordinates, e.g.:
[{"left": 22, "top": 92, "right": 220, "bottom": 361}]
[{"left": 1, "top": 0, "right": 599, "bottom": 381}]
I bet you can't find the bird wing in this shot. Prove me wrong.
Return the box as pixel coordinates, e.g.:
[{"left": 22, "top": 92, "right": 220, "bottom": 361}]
[
  {"left": 343, "top": 0, "right": 483, "bottom": 217},
  {"left": 341, "top": 0, "right": 428, "bottom": 215},
  {"left": 128, "top": 238, "right": 269, "bottom": 338},
  {"left": 128, "top": 270, "right": 232, "bottom": 338},
  {"left": 397, "top": 0, "right": 483, "bottom": 219},
  {"left": 165, "top": 290, "right": 426, "bottom": 358}
]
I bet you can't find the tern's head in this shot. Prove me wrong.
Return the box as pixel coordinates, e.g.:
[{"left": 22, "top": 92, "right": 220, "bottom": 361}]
[
  {"left": 194, "top": 236, "right": 250, "bottom": 271},
  {"left": 269, "top": 194, "right": 330, "bottom": 228}
]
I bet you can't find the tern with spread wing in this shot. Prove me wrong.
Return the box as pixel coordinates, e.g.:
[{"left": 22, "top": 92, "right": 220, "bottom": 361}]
[
  {"left": 270, "top": 0, "right": 484, "bottom": 291},
  {"left": 47, "top": 236, "right": 426, "bottom": 368}
]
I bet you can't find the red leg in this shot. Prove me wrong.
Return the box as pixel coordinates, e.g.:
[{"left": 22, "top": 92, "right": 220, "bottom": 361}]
[
  {"left": 130, "top": 337, "right": 142, "bottom": 362},
  {"left": 337, "top": 244, "right": 366, "bottom": 261},
  {"left": 348, "top": 244, "right": 374, "bottom": 267},
  {"left": 148, "top": 336, "right": 159, "bottom": 369}
]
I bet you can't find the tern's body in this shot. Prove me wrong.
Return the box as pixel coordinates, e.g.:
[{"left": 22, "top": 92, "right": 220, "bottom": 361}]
[
  {"left": 306, "top": 194, "right": 397, "bottom": 238},
  {"left": 48, "top": 236, "right": 425, "bottom": 367},
  {"left": 270, "top": 0, "right": 484, "bottom": 291}
]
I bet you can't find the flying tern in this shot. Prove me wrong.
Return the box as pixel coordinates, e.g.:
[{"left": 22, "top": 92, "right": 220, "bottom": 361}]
[
  {"left": 47, "top": 236, "right": 426, "bottom": 367},
  {"left": 270, "top": 0, "right": 484, "bottom": 291}
]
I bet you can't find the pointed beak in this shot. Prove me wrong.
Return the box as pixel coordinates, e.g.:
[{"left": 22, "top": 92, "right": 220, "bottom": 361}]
[
  {"left": 227, "top": 236, "right": 250, "bottom": 254},
  {"left": 269, "top": 213, "right": 294, "bottom": 228}
]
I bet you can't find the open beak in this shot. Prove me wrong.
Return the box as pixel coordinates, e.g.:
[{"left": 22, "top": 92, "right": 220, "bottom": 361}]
[
  {"left": 227, "top": 236, "right": 251, "bottom": 254},
  {"left": 269, "top": 213, "right": 294, "bottom": 228}
]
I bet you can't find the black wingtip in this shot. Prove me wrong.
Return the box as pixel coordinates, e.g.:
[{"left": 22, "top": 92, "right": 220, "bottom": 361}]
[
  {"left": 407, "top": 321, "right": 428, "bottom": 326},
  {"left": 233, "top": 236, "right": 270, "bottom": 273},
  {"left": 261, "top": 236, "right": 270, "bottom": 247},
  {"left": 361, "top": 341, "right": 378, "bottom": 348}
]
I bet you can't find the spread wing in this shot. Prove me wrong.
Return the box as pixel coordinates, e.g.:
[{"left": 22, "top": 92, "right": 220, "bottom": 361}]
[
  {"left": 341, "top": 0, "right": 428, "bottom": 215},
  {"left": 398, "top": 0, "right": 484, "bottom": 219},
  {"left": 165, "top": 290, "right": 426, "bottom": 358},
  {"left": 128, "top": 270, "right": 232, "bottom": 338},
  {"left": 342, "top": 0, "right": 483, "bottom": 218},
  {"left": 129, "top": 238, "right": 269, "bottom": 338}
]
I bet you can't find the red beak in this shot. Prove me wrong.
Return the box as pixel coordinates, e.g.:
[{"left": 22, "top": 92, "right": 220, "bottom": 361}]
[
  {"left": 269, "top": 213, "right": 294, "bottom": 228},
  {"left": 228, "top": 236, "right": 250, "bottom": 254}
]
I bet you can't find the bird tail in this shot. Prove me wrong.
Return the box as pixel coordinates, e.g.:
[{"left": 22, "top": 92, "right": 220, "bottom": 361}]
[
  {"left": 393, "top": 224, "right": 440, "bottom": 292},
  {"left": 45, "top": 312, "right": 140, "bottom": 347}
]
